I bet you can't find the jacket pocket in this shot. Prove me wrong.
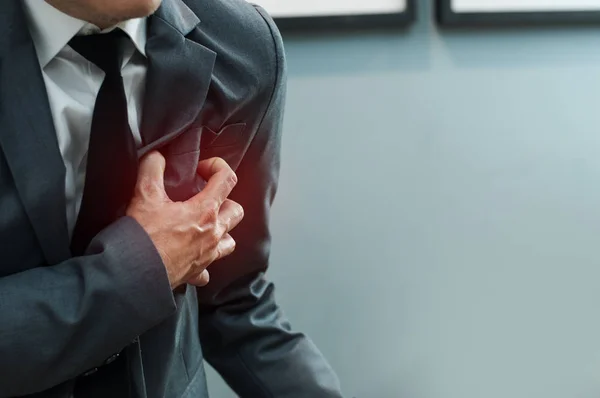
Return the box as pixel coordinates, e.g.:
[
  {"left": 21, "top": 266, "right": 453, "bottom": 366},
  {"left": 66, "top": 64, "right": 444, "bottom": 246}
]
[{"left": 201, "top": 123, "right": 247, "bottom": 149}]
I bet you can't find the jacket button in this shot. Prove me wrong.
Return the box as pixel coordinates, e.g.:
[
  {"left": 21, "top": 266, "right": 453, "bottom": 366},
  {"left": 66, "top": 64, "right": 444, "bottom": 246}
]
[{"left": 104, "top": 353, "right": 120, "bottom": 365}]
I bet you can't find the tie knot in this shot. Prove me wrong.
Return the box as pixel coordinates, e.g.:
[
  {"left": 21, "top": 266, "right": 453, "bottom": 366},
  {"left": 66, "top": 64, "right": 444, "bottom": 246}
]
[{"left": 69, "top": 29, "right": 128, "bottom": 74}]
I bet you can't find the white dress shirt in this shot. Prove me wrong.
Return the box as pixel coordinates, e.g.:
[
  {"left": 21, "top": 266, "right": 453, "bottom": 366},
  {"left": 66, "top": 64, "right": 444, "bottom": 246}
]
[{"left": 22, "top": 0, "right": 148, "bottom": 236}]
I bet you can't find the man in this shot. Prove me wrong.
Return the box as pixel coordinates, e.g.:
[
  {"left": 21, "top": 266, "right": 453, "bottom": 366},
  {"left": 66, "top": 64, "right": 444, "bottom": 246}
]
[{"left": 0, "top": 0, "right": 344, "bottom": 397}]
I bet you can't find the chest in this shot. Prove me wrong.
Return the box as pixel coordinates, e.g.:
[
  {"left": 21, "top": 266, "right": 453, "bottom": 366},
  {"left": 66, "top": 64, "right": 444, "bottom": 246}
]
[
  {"left": 0, "top": 15, "right": 257, "bottom": 273},
  {"left": 0, "top": 121, "right": 248, "bottom": 277}
]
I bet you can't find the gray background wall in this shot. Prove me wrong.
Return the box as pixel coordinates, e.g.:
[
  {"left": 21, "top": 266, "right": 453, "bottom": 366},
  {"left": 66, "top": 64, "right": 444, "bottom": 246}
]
[{"left": 207, "top": 1, "right": 600, "bottom": 397}]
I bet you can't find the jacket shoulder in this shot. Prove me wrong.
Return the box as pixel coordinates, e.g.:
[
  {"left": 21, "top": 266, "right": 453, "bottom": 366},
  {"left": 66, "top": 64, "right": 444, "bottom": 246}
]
[{"left": 183, "top": 0, "right": 284, "bottom": 83}]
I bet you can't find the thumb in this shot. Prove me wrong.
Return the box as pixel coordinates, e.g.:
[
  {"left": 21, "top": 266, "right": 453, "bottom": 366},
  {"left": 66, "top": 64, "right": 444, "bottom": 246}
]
[{"left": 136, "top": 151, "right": 168, "bottom": 201}]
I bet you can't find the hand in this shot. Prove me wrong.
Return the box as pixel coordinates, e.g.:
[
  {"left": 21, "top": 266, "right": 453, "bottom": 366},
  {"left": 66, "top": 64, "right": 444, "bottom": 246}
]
[{"left": 126, "top": 151, "right": 244, "bottom": 289}]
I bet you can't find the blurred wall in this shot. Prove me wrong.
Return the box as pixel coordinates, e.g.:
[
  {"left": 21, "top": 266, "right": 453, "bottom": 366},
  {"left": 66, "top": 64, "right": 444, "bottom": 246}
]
[{"left": 207, "top": 1, "right": 600, "bottom": 397}]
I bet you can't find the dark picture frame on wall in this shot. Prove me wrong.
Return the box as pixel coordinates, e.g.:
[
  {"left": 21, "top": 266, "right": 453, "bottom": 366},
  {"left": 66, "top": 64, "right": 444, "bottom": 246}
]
[
  {"left": 437, "top": 0, "right": 600, "bottom": 26},
  {"left": 252, "top": 0, "right": 416, "bottom": 31}
]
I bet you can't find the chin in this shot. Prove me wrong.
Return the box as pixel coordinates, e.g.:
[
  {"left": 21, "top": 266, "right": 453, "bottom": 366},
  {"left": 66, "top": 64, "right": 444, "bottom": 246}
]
[
  {"left": 99, "top": 0, "right": 162, "bottom": 22},
  {"left": 123, "top": 0, "right": 162, "bottom": 18}
]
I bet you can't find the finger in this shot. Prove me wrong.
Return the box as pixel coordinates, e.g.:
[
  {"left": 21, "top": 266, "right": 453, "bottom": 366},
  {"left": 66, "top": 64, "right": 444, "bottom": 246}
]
[
  {"left": 193, "top": 158, "right": 237, "bottom": 206},
  {"left": 196, "top": 157, "right": 232, "bottom": 181},
  {"left": 218, "top": 200, "right": 244, "bottom": 232},
  {"left": 215, "top": 233, "right": 236, "bottom": 260},
  {"left": 188, "top": 270, "right": 210, "bottom": 287},
  {"left": 135, "top": 151, "right": 168, "bottom": 201}
]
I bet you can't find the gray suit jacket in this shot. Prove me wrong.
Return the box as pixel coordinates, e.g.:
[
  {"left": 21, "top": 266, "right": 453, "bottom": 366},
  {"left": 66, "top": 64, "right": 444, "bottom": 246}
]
[{"left": 0, "top": 0, "right": 344, "bottom": 397}]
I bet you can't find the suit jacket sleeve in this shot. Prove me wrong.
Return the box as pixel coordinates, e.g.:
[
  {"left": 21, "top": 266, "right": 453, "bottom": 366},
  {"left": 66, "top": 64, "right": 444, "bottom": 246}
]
[
  {"left": 195, "top": 6, "right": 344, "bottom": 398},
  {"left": 0, "top": 217, "right": 176, "bottom": 397}
]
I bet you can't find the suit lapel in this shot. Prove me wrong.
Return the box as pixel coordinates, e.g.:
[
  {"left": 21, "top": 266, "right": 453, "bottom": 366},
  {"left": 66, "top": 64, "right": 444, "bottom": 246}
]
[
  {"left": 0, "top": 0, "right": 71, "bottom": 264},
  {"left": 139, "top": 0, "right": 216, "bottom": 156},
  {"left": 0, "top": 0, "right": 214, "bottom": 264}
]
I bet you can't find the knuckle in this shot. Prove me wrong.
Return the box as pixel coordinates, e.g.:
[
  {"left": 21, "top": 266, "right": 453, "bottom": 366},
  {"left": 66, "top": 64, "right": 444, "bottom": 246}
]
[
  {"left": 200, "top": 200, "right": 219, "bottom": 221},
  {"left": 134, "top": 179, "right": 152, "bottom": 199},
  {"left": 205, "top": 197, "right": 220, "bottom": 211},
  {"left": 222, "top": 170, "right": 237, "bottom": 191},
  {"left": 191, "top": 258, "right": 204, "bottom": 272},
  {"left": 137, "top": 175, "right": 162, "bottom": 197},
  {"left": 209, "top": 229, "right": 222, "bottom": 247},
  {"left": 212, "top": 245, "right": 222, "bottom": 262},
  {"left": 136, "top": 176, "right": 150, "bottom": 192},
  {"left": 151, "top": 151, "right": 166, "bottom": 167},
  {"left": 213, "top": 157, "right": 228, "bottom": 169},
  {"left": 142, "top": 151, "right": 158, "bottom": 165},
  {"left": 229, "top": 170, "right": 238, "bottom": 186}
]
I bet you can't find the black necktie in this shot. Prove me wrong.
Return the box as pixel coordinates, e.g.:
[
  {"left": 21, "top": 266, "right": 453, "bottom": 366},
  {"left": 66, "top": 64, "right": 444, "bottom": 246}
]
[{"left": 69, "top": 30, "right": 139, "bottom": 256}]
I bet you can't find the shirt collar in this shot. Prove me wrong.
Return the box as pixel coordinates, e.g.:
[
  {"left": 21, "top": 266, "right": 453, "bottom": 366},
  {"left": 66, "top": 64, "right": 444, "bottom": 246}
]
[{"left": 22, "top": 0, "right": 147, "bottom": 68}]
